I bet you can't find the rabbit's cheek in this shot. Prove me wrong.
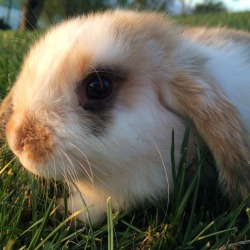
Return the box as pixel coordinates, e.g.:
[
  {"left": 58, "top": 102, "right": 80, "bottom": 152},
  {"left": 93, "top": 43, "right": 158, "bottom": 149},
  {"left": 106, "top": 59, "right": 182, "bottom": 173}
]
[
  {"left": 80, "top": 110, "right": 113, "bottom": 136},
  {"left": 6, "top": 112, "right": 54, "bottom": 164}
]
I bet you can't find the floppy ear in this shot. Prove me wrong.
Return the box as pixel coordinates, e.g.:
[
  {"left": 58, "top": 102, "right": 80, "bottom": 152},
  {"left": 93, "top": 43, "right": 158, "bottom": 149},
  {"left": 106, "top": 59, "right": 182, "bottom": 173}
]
[
  {"left": 0, "top": 89, "right": 13, "bottom": 138},
  {"left": 159, "top": 71, "right": 250, "bottom": 201}
]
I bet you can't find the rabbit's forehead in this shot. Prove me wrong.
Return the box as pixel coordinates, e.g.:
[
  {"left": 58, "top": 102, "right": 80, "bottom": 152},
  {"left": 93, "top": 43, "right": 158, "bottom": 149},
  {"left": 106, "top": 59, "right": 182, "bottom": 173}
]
[
  {"left": 12, "top": 11, "right": 174, "bottom": 118},
  {"left": 18, "top": 18, "right": 129, "bottom": 82},
  {"left": 14, "top": 16, "right": 159, "bottom": 105}
]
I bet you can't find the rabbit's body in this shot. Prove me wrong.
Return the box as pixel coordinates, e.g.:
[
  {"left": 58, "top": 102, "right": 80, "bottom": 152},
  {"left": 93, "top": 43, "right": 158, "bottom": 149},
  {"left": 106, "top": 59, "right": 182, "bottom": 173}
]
[{"left": 1, "top": 10, "right": 249, "bottom": 224}]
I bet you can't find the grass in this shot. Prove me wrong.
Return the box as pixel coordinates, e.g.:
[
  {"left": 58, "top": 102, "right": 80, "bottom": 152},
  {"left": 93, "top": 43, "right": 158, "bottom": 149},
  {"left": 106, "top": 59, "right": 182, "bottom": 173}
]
[
  {"left": 1, "top": 11, "right": 250, "bottom": 249},
  {"left": 176, "top": 11, "right": 250, "bottom": 31}
]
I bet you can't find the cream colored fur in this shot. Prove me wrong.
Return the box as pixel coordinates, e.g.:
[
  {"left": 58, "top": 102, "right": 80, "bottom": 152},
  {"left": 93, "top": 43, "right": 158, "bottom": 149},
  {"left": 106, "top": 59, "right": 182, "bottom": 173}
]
[{"left": 0, "top": 10, "right": 250, "bottom": 225}]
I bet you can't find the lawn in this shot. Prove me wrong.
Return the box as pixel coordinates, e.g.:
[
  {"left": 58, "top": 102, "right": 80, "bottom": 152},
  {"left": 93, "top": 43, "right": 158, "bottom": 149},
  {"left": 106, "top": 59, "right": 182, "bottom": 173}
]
[
  {"left": 0, "top": 11, "right": 250, "bottom": 249},
  {"left": 177, "top": 11, "right": 250, "bottom": 31}
]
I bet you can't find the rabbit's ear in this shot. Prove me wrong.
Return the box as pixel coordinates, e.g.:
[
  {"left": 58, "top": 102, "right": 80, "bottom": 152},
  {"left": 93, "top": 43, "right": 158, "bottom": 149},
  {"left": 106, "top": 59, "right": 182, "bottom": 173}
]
[
  {"left": 159, "top": 71, "right": 250, "bottom": 200},
  {"left": 0, "top": 89, "right": 13, "bottom": 138}
]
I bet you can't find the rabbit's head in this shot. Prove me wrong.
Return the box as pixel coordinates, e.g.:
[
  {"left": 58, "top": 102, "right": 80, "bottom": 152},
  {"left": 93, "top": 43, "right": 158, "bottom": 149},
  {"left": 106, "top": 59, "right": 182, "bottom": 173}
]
[{"left": 1, "top": 12, "right": 187, "bottom": 182}]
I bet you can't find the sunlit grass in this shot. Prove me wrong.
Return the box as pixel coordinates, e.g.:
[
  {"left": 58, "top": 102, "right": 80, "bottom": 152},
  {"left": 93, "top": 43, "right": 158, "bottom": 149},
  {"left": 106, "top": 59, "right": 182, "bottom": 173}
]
[{"left": 176, "top": 11, "right": 250, "bottom": 31}]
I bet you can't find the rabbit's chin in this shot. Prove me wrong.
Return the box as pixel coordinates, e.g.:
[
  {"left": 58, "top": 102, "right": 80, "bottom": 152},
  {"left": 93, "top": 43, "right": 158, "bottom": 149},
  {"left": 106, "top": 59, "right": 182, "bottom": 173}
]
[{"left": 16, "top": 155, "right": 62, "bottom": 180}]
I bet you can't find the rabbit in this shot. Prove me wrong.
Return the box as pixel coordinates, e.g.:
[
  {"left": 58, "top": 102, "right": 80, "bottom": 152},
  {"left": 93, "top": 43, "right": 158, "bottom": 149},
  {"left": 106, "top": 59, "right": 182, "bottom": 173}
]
[{"left": 0, "top": 10, "right": 250, "bottom": 225}]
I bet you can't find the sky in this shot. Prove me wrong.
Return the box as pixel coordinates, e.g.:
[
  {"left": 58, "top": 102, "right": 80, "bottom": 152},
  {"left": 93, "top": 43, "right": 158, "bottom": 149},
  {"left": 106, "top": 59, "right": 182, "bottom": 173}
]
[{"left": 191, "top": 0, "right": 250, "bottom": 11}]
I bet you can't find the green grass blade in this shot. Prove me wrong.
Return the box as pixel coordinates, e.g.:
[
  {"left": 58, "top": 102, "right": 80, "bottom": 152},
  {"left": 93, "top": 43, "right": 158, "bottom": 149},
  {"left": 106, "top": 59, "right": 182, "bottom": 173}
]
[
  {"left": 107, "top": 197, "right": 114, "bottom": 250},
  {"left": 28, "top": 197, "right": 56, "bottom": 249},
  {"left": 34, "top": 210, "right": 83, "bottom": 250}
]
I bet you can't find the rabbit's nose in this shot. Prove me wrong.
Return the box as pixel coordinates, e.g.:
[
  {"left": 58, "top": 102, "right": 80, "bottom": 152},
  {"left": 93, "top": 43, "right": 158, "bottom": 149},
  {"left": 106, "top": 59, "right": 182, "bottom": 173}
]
[{"left": 6, "top": 112, "right": 53, "bottom": 163}]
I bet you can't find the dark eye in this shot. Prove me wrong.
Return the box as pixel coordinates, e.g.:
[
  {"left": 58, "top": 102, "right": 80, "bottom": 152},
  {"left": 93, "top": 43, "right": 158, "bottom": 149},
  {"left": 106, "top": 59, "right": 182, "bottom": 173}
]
[{"left": 86, "top": 76, "right": 113, "bottom": 100}]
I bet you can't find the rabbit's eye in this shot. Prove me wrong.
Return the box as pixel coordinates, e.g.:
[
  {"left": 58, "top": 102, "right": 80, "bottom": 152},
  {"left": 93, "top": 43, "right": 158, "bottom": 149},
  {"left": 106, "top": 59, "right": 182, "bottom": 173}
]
[
  {"left": 86, "top": 76, "right": 113, "bottom": 100},
  {"left": 77, "top": 67, "right": 127, "bottom": 112}
]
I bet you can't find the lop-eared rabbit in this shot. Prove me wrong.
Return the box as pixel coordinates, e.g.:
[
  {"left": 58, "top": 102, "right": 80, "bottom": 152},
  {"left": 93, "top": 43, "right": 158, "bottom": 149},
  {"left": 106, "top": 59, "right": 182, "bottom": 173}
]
[{"left": 1, "top": 10, "right": 249, "bottom": 224}]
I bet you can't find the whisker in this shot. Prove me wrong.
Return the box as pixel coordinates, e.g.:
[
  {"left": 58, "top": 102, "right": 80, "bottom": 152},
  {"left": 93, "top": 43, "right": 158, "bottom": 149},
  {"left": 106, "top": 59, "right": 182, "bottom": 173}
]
[
  {"left": 73, "top": 157, "right": 93, "bottom": 184},
  {"left": 58, "top": 147, "right": 85, "bottom": 182},
  {"left": 20, "top": 1, "right": 43, "bottom": 36},
  {"left": 0, "top": 38, "right": 31, "bottom": 49},
  {"left": 144, "top": 134, "right": 170, "bottom": 213},
  {"left": 56, "top": 148, "right": 70, "bottom": 182},
  {"left": 56, "top": 148, "right": 74, "bottom": 185},
  {"left": 68, "top": 142, "right": 108, "bottom": 176},
  {"left": 22, "top": 24, "right": 39, "bottom": 41},
  {"left": 56, "top": 144, "right": 112, "bottom": 193},
  {"left": 68, "top": 142, "right": 94, "bottom": 179},
  {"left": 50, "top": 154, "right": 63, "bottom": 200},
  {"left": 56, "top": 147, "right": 81, "bottom": 185}
]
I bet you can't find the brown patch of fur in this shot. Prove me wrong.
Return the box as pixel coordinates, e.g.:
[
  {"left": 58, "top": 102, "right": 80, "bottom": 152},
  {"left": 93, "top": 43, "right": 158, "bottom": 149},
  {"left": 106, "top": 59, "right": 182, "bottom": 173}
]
[
  {"left": 169, "top": 72, "right": 250, "bottom": 200},
  {"left": 7, "top": 113, "right": 53, "bottom": 163},
  {"left": 57, "top": 50, "right": 93, "bottom": 86},
  {"left": 112, "top": 11, "right": 178, "bottom": 59}
]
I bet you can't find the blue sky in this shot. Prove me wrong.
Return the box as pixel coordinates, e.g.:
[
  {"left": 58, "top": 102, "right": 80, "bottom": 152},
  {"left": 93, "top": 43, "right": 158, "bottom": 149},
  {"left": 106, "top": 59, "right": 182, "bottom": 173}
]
[
  {"left": 226, "top": 0, "right": 250, "bottom": 11},
  {"left": 170, "top": 0, "right": 250, "bottom": 14},
  {"left": 192, "top": 0, "right": 250, "bottom": 11}
]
